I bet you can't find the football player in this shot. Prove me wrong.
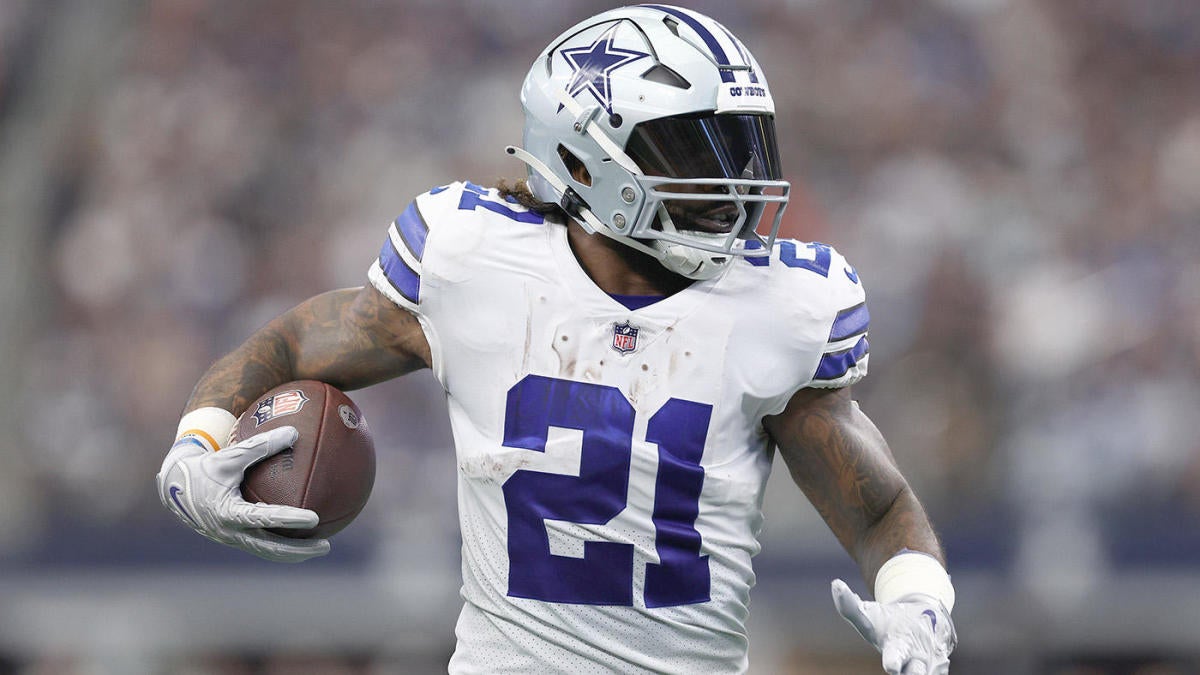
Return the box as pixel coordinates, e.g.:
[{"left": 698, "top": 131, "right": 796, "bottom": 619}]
[{"left": 157, "top": 6, "right": 957, "bottom": 674}]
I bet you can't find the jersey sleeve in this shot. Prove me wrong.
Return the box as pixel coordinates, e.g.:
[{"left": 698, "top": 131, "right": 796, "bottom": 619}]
[
  {"left": 806, "top": 246, "right": 869, "bottom": 388},
  {"left": 366, "top": 182, "right": 464, "bottom": 315}
]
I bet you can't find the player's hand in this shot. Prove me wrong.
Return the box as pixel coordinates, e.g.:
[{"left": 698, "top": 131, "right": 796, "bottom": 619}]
[
  {"left": 831, "top": 579, "right": 957, "bottom": 675},
  {"left": 156, "top": 426, "right": 331, "bottom": 563}
]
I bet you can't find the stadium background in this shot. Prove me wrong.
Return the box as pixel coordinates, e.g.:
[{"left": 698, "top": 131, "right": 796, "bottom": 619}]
[{"left": 1, "top": 1, "right": 1198, "bottom": 673}]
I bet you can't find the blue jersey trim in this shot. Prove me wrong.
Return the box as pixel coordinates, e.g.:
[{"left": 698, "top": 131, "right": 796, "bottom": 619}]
[
  {"left": 396, "top": 201, "right": 429, "bottom": 262},
  {"left": 829, "top": 302, "right": 870, "bottom": 342},
  {"left": 378, "top": 236, "right": 420, "bottom": 303},
  {"left": 813, "top": 336, "right": 869, "bottom": 381},
  {"left": 608, "top": 293, "right": 665, "bottom": 311}
]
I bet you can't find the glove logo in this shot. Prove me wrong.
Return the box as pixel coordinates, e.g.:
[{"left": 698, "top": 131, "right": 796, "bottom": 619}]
[
  {"left": 168, "top": 485, "right": 200, "bottom": 528},
  {"left": 922, "top": 608, "right": 937, "bottom": 630}
]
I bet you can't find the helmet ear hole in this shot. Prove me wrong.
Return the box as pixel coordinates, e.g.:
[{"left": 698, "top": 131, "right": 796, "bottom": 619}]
[{"left": 557, "top": 145, "right": 592, "bottom": 187}]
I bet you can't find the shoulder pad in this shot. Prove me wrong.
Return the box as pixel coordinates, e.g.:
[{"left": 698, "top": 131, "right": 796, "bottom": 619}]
[
  {"left": 804, "top": 243, "right": 869, "bottom": 388},
  {"left": 747, "top": 239, "right": 869, "bottom": 388},
  {"left": 366, "top": 182, "right": 467, "bottom": 312},
  {"left": 367, "top": 182, "right": 547, "bottom": 312}
]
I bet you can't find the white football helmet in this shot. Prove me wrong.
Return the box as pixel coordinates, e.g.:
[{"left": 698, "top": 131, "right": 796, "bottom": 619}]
[{"left": 508, "top": 4, "right": 789, "bottom": 280}]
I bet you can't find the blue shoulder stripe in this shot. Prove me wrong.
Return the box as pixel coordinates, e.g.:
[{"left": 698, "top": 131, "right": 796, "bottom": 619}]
[
  {"left": 378, "top": 236, "right": 420, "bottom": 304},
  {"left": 641, "top": 5, "right": 736, "bottom": 82},
  {"left": 814, "top": 336, "right": 869, "bottom": 381},
  {"left": 829, "top": 302, "right": 870, "bottom": 342},
  {"left": 395, "top": 201, "right": 429, "bottom": 262}
]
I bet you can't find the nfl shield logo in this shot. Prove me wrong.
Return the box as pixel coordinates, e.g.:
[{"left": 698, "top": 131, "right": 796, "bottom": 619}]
[
  {"left": 612, "top": 321, "right": 639, "bottom": 354},
  {"left": 252, "top": 389, "right": 310, "bottom": 427}
]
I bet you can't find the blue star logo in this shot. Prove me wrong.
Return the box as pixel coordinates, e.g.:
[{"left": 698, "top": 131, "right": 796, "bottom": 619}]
[{"left": 560, "top": 25, "right": 649, "bottom": 114}]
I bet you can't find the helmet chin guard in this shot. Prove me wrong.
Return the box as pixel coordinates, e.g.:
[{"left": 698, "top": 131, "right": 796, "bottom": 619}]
[
  {"left": 654, "top": 238, "right": 731, "bottom": 280},
  {"left": 511, "top": 5, "right": 790, "bottom": 280}
]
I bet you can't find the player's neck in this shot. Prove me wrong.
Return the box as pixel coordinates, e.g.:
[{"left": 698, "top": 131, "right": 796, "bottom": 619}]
[{"left": 565, "top": 220, "right": 692, "bottom": 297}]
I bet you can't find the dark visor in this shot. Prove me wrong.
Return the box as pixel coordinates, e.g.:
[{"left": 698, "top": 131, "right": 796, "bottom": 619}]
[{"left": 624, "top": 112, "right": 783, "bottom": 181}]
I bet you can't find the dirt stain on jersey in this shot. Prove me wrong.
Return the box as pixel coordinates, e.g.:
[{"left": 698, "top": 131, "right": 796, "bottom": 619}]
[
  {"left": 459, "top": 452, "right": 532, "bottom": 484},
  {"left": 552, "top": 326, "right": 580, "bottom": 378}
]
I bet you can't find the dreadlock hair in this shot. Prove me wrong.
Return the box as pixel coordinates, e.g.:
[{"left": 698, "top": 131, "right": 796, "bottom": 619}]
[{"left": 494, "top": 179, "right": 569, "bottom": 221}]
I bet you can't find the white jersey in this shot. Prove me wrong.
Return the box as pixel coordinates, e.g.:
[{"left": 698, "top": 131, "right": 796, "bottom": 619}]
[{"left": 367, "top": 182, "right": 869, "bottom": 674}]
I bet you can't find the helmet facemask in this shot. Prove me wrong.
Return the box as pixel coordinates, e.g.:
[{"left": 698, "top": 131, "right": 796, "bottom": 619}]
[{"left": 620, "top": 111, "right": 788, "bottom": 278}]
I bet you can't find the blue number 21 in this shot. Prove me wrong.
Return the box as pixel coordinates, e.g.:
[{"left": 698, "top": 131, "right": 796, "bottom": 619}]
[{"left": 502, "top": 375, "right": 711, "bottom": 607}]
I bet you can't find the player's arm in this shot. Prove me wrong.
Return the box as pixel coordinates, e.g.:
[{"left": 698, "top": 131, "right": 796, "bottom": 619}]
[
  {"left": 185, "top": 284, "right": 430, "bottom": 415},
  {"left": 157, "top": 285, "right": 429, "bottom": 563},
  {"left": 765, "top": 385, "right": 940, "bottom": 580},
  {"left": 764, "top": 386, "right": 957, "bottom": 674}
]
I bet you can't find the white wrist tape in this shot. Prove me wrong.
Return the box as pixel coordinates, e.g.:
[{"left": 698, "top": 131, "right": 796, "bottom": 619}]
[
  {"left": 873, "top": 551, "right": 955, "bottom": 612},
  {"left": 174, "top": 407, "right": 238, "bottom": 452}
]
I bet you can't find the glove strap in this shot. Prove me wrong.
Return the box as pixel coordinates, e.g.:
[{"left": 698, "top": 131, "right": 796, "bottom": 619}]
[
  {"left": 873, "top": 550, "right": 955, "bottom": 612},
  {"left": 174, "top": 407, "right": 237, "bottom": 452}
]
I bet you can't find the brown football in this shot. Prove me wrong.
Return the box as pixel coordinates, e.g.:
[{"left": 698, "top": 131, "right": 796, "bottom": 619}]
[{"left": 231, "top": 380, "right": 375, "bottom": 539}]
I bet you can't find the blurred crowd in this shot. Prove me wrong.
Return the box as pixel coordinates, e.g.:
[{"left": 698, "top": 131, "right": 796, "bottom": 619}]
[{"left": 1, "top": 0, "right": 1198, "bottom": 672}]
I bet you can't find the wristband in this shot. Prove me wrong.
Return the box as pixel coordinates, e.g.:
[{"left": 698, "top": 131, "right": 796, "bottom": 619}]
[
  {"left": 873, "top": 550, "right": 955, "bottom": 612},
  {"left": 174, "top": 407, "right": 237, "bottom": 452}
]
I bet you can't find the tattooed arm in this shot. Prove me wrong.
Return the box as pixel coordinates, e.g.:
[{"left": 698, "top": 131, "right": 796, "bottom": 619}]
[
  {"left": 765, "top": 387, "right": 958, "bottom": 673},
  {"left": 763, "top": 386, "right": 942, "bottom": 587},
  {"left": 156, "top": 285, "right": 429, "bottom": 562},
  {"left": 186, "top": 284, "right": 431, "bottom": 417}
]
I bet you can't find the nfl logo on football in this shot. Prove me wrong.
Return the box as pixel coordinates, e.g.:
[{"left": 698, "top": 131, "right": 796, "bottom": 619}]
[
  {"left": 252, "top": 389, "right": 310, "bottom": 427},
  {"left": 611, "top": 321, "right": 639, "bottom": 355}
]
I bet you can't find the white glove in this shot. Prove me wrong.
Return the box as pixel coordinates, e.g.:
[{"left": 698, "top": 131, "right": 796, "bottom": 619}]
[
  {"left": 156, "top": 425, "right": 330, "bottom": 562},
  {"left": 832, "top": 579, "right": 957, "bottom": 675}
]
